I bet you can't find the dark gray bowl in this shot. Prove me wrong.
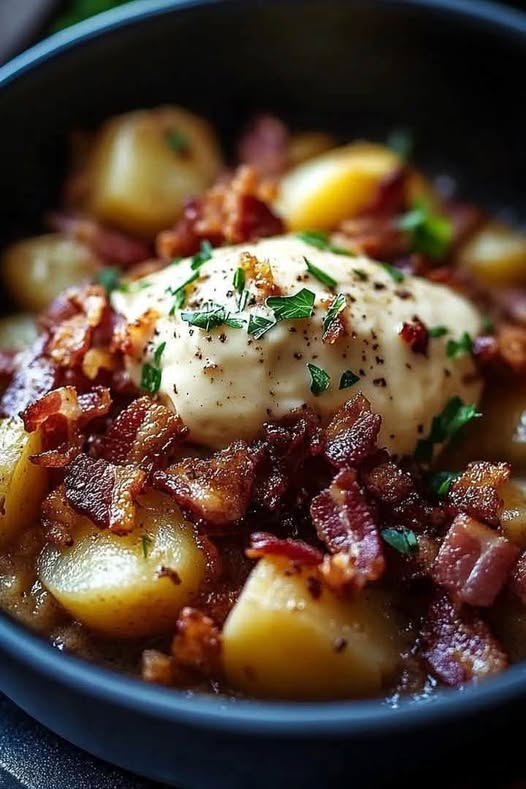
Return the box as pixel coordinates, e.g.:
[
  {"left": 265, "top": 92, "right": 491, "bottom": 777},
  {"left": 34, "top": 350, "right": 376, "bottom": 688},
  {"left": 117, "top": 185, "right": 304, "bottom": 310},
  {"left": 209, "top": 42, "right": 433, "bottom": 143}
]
[{"left": 1, "top": 1, "right": 526, "bottom": 786}]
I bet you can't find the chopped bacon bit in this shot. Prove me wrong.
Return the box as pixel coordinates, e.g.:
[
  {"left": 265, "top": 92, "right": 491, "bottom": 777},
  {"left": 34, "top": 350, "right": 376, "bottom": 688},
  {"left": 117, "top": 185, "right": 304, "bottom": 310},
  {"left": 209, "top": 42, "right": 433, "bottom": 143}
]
[
  {"left": 399, "top": 317, "right": 429, "bottom": 356},
  {"left": 362, "top": 167, "right": 409, "bottom": 217},
  {"left": 49, "top": 213, "right": 151, "bottom": 267},
  {"left": 324, "top": 393, "right": 381, "bottom": 469},
  {"left": 432, "top": 514, "right": 519, "bottom": 607},
  {"left": 237, "top": 114, "right": 289, "bottom": 178},
  {"left": 64, "top": 453, "right": 145, "bottom": 533},
  {"left": 0, "top": 337, "right": 59, "bottom": 418},
  {"left": 361, "top": 454, "right": 415, "bottom": 504},
  {"left": 239, "top": 250, "right": 280, "bottom": 299},
  {"left": 171, "top": 607, "right": 222, "bottom": 678},
  {"left": 41, "top": 486, "right": 77, "bottom": 546},
  {"left": 510, "top": 551, "right": 526, "bottom": 605},
  {"left": 322, "top": 312, "right": 347, "bottom": 345},
  {"left": 447, "top": 461, "right": 511, "bottom": 526},
  {"left": 247, "top": 531, "right": 323, "bottom": 565},
  {"left": 114, "top": 308, "right": 159, "bottom": 359},
  {"left": 495, "top": 323, "right": 526, "bottom": 374},
  {"left": 472, "top": 335, "right": 500, "bottom": 371},
  {"left": 93, "top": 396, "right": 187, "bottom": 475},
  {"left": 310, "top": 469, "right": 384, "bottom": 591},
  {"left": 422, "top": 593, "right": 508, "bottom": 686},
  {"left": 141, "top": 649, "right": 176, "bottom": 686},
  {"left": 153, "top": 441, "right": 258, "bottom": 528}
]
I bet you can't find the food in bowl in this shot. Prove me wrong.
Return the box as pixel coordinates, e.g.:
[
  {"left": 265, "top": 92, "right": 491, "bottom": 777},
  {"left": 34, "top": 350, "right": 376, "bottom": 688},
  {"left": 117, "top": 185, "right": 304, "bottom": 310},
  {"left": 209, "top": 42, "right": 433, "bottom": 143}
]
[{"left": 1, "top": 107, "right": 526, "bottom": 701}]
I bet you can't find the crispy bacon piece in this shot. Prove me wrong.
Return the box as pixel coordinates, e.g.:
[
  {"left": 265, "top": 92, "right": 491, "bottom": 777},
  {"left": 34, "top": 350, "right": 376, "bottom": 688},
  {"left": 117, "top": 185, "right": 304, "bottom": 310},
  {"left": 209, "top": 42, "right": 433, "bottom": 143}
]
[
  {"left": 246, "top": 531, "right": 323, "bottom": 565},
  {"left": 44, "top": 284, "right": 108, "bottom": 369},
  {"left": 0, "top": 340, "right": 58, "bottom": 418},
  {"left": 64, "top": 453, "right": 145, "bottom": 533},
  {"left": 114, "top": 308, "right": 159, "bottom": 359},
  {"left": 141, "top": 649, "right": 176, "bottom": 686},
  {"left": 156, "top": 166, "right": 284, "bottom": 260},
  {"left": 49, "top": 212, "right": 151, "bottom": 267},
  {"left": 171, "top": 607, "right": 222, "bottom": 678},
  {"left": 324, "top": 394, "right": 381, "bottom": 469},
  {"left": 422, "top": 593, "right": 508, "bottom": 686},
  {"left": 310, "top": 469, "right": 384, "bottom": 591},
  {"left": 93, "top": 396, "right": 187, "bottom": 474},
  {"left": 432, "top": 514, "right": 519, "bottom": 607},
  {"left": 361, "top": 167, "right": 409, "bottom": 217},
  {"left": 495, "top": 323, "right": 526, "bottom": 374},
  {"left": 239, "top": 251, "right": 280, "bottom": 300},
  {"left": 399, "top": 317, "right": 429, "bottom": 356},
  {"left": 153, "top": 441, "right": 258, "bottom": 528},
  {"left": 447, "top": 461, "right": 511, "bottom": 526},
  {"left": 237, "top": 114, "right": 289, "bottom": 178}
]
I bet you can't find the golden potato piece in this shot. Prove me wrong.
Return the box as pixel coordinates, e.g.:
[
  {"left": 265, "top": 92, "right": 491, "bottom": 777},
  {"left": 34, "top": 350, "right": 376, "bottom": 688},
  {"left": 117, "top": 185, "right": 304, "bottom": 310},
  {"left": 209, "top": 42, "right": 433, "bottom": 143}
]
[
  {"left": 84, "top": 106, "right": 223, "bottom": 239},
  {"left": 222, "top": 557, "right": 400, "bottom": 700},
  {"left": 2, "top": 233, "right": 100, "bottom": 312},
  {"left": 0, "top": 418, "right": 47, "bottom": 548},
  {"left": 39, "top": 492, "right": 206, "bottom": 638},
  {"left": 0, "top": 313, "right": 38, "bottom": 351},
  {"left": 500, "top": 480, "right": 526, "bottom": 548},
  {"left": 458, "top": 221, "right": 526, "bottom": 286},
  {"left": 275, "top": 142, "right": 401, "bottom": 231},
  {"left": 287, "top": 132, "right": 336, "bottom": 168}
]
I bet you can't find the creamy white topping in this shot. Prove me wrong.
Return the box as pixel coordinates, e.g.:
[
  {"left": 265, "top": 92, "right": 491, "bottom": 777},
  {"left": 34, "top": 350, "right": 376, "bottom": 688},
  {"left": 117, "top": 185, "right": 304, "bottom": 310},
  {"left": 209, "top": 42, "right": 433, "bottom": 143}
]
[{"left": 112, "top": 236, "right": 483, "bottom": 452}]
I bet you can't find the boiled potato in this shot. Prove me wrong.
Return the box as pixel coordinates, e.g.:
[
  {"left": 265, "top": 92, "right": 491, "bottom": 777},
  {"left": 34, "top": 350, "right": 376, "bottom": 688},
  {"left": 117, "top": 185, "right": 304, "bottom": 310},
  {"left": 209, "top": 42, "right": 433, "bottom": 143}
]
[
  {"left": 84, "top": 106, "right": 223, "bottom": 239},
  {"left": 0, "top": 418, "right": 47, "bottom": 548},
  {"left": 500, "top": 479, "right": 526, "bottom": 547},
  {"left": 275, "top": 142, "right": 402, "bottom": 231},
  {"left": 2, "top": 234, "right": 101, "bottom": 312},
  {"left": 222, "top": 557, "right": 400, "bottom": 699},
  {"left": 39, "top": 491, "right": 205, "bottom": 638},
  {"left": 0, "top": 314, "right": 38, "bottom": 351},
  {"left": 458, "top": 221, "right": 526, "bottom": 286}
]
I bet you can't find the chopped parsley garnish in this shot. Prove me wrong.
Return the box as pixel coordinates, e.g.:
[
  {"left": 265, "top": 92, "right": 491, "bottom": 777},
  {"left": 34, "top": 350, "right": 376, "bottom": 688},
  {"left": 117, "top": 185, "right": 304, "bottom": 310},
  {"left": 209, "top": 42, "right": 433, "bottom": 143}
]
[
  {"left": 118, "top": 279, "right": 152, "bottom": 294},
  {"left": 353, "top": 268, "right": 368, "bottom": 281},
  {"left": 266, "top": 288, "right": 315, "bottom": 321},
  {"left": 247, "top": 314, "right": 275, "bottom": 339},
  {"left": 380, "top": 262, "right": 405, "bottom": 283},
  {"left": 386, "top": 128, "right": 413, "bottom": 160},
  {"left": 446, "top": 331, "right": 473, "bottom": 359},
  {"left": 296, "top": 230, "right": 355, "bottom": 257},
  {"left": 153, "top": 341, "right": 166, "bottom": 366},
  {"left": 233, "top": 267, "right": 249, "bottom": 310},
  {"left": 414, "top": 397, "right": 482, "bottom": 463},
  {"left": 165, "top": 129, "right": 189, "bottom": 154},
  {"left": 141, "top": 534, "right": 153, "bottom": 560},
  {"left": 307, "top": 363, "right": 330, "bottom": 396},
  {"left": 399, "top": 200, "right": 453, "bottom": 260},
  {"left": 140, "top": 363, "right": 162, "bottom": 394},
  {"left": 339, "top": 369, "right": 360, "bottom": 390},
  {"left": 190, "top": 240, "right": 213, "bottom": 270},
  {"left": 429, "top": 325, "right": 449, "bottom": 339},
  {"left": 323, "top": 293, "right": 346, "bottom": 332},
  {"left": 95, "top": 266, "right": 121, "bottom": 294},
  {"left": 427, "top": 470, "right": 461, "bottom": 497},
  {"left": 304, "top": 256, "right": 337, "bottom": 289},
  {"left": 381, "top": 527, "right": 419, "bottom": 555},
  {"left": 181, "top": 302, "right": 244, "bottom": 331},
  {"left": 167, "top": 271, "right": 199, "bottom": 313},
  {"left": 482, "top": 316, "right": 495, "bottom": 334}
]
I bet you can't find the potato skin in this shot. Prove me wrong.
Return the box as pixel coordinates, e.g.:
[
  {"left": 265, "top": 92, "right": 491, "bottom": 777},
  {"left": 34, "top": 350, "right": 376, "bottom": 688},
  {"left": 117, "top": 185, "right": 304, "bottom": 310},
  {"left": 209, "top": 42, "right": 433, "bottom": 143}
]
[
  {"left": 0, "top": 418, "right": 47, "bottom": 549},
  {"left": 84, "top": 106, "right": 223, "bottom": 239},
  {"left": 222, "top": 556, "right": 400, "bottom": 700},
  {"left": 2, "top": 233, "right": 100, "bottom": 312},
  {"left": 39, "top": 492, "right": 206, "bottom": 638}
]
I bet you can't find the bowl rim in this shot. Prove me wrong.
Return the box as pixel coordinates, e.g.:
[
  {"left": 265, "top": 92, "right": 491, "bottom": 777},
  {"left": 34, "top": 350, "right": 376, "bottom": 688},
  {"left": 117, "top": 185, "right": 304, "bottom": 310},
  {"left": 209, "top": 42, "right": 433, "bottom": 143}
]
[{"left": 2, "top": 0, "right": 526, "bottom": 737}]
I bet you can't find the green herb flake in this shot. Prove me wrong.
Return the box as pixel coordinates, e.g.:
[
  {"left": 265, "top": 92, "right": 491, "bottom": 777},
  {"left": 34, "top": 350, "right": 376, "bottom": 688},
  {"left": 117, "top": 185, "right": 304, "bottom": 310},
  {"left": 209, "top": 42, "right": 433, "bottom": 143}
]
[
  {"left": 323, "top": 293, "right": 346, "bottom": 332},
  {"left": 190, "top": 240, "right": 213, "bottom": 270},
  {"left": 339, "top": 369, "right": 360, "bottom": 390},
  {"left": 399, "top": 200, "right": 453, "bottom": 260},
  {"left": 140, "top": 363, "right": 162, "bottom": 394},
  {"left": 95, "top": 266, "right": 121, "bottom": 294},
  {"left": 118, "top": 279, "right": 152, "bottom": 294},
  {"left": 414, "top": 397, "right": 482, "bottom": 463},
  {"left": 307, "top": 363, "right": 331, "bottom": 396},
  {"left": 304, "top": 256, "right": 337, "bottom": 289},
  {"left": 167, "top": 271, "right": 199, "bottom": 313},
  {"left": 233, "top": 267, "right": 245, "bottom": 295},
  {"left": 353, "top": 268, "right": 368, "bottom": 281},
  {"left": 153, "top": 341, "right": 166, "bottom": 366},
  {"left": 181, "top": 302, "right": 244, "bottom": 332},
  {"left": 381, "top": 527, "right": 419, "bottom": 555},
  {"left": 380, "top": 262, "right": 405, "bottom": 283},
  {"left": 386, "top": 128, "right": 413, "bottom": 161},
  {"left": 427, "top": 471, "right": 461, "bottom": 497},
  {"left": 446, "top": 331, "right": 473, "bottom": 359},
  {"left": 141, "top": 534, "right": 153, "bottom": 560},
  {"left": 266, "top": 288, "right": 315, "bottom": 321},
  {"left": 165, "top": 129, "right": 189, "bottom": 154},
  {"left": 429, "top": 325, "right": 449, "bottom": 339},
  {"left": 296, "top": 230, "right": 355, "bottom": 257},
  {"left": 247, "top": 314, "right": 275, "bottom": 339}
]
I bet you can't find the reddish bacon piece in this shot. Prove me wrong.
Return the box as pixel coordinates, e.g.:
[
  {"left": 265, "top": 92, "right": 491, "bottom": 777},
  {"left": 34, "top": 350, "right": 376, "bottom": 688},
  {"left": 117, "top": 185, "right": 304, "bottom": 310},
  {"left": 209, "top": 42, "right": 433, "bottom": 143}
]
[
  {"left": 41, "top": 486, "right": 77, "bottom": 546},
  {"left": 361, "top": 167, "right": 409, "bottom": 217},
  {"left": 432, "top": 514, "right": 519, "bottom": 607},
  {"left": 44, "top": 284, "right": 109, "bottom": 370},
  {"left": 399, "top": 317, "right": 429, "bottom": 356},
  {"left": 447, "top": 461, "right": 511, "bottom": 526},
  {"left": 237, "top": 114, "right": 289, "bottom": 178},
  {"left": 64, "top": 453, "right": 145, "bottom": 533},
  {"left": 324, "top": 394, "right": 381, "bottom": 469},
  {"left": 310, "top": 469, "right": 384, "bottom": 591},
  {"left": 422, "top": 593, "right": 508, "bottom": 686},
  {"left": 49, "top": 212, "right": 151, "bottom": 267},
  {"left": 153, "top": 441, "right": 258, "bottom": 528},
  {"left": 246, "top": 531, "right": 323, "bottom": 565},
  {"left": 93, "top": 396, "right": 187, "bottom": 474},
  {"left": 0, "top": 339, "right": 58, "bottom": 418},
  {"left": 171, "top": 607, "right": 222, "bottom": 678}
]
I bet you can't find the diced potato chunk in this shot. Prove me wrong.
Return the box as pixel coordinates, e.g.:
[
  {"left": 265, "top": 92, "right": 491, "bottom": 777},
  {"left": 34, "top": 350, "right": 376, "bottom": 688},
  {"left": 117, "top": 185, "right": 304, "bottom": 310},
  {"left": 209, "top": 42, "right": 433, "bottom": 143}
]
[
  {"left": 39, "top": 492, "right": 205, "bottom": 638},
  {"left": 500, "top": 480, "right": 526, "bottom": 548},
  {"left": 84, "top": 106, "right": 223, "bottom": 239},
  {"left": 0, "top": 314, "right": 38, "bottom": 351},
  {"left": 0, "top": 418, "right": 47, "bottom": 548},
  {"left": 222, "top": 557, "right": 400, "bottom": 699},
  {"left": 275, "top": 142, "right": 401, "bottom": 231},
  {"left": 458, "top": 221, "right": 526, "bottom": 286},
  {"left": 2, "top": 234, "right": 100, "bottom": 312}
]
